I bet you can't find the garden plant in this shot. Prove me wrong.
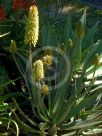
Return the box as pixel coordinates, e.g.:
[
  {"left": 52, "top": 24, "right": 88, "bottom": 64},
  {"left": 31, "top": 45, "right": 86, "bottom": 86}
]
[{"left": 0, "top": 0, "right": 102, "bottom": 136}]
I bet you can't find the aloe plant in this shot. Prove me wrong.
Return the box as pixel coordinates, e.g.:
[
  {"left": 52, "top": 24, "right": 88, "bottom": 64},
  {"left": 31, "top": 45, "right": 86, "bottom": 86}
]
[
  {"left": 0, "top": 1, "right": 102, "bottom": 135},
  {"left": 8, "top": 8, "right": 102, "bottom": 136}
]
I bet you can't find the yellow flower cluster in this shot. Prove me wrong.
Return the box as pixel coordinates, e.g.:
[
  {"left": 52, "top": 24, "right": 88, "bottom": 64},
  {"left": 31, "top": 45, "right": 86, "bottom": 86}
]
[
  {"left": 24, "top": 5, "right": 39, "bottom": 47},
  {"left": 43, "top": 48, "right": 52, "bottom": 67},
  {"left": 41, "top": 84, "right": 49, "bottom": 95},
  {"left": 33, "top": 60, "right": 44, "bottom": 81},
  {"left": 33, "top": 59, "right": 49, "bottom": 95},
  {"left": 43, "top": 55, "right": 52, "bottom": 68}
]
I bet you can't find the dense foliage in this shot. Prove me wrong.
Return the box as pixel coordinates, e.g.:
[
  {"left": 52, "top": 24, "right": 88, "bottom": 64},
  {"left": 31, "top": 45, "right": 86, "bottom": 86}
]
[{"left": 0, "top": 0, "right": 102, "bottom": 136}]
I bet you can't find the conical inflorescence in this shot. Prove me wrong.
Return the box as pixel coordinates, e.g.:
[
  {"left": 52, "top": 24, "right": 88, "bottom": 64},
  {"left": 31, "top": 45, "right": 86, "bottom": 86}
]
[
  {"left": 33, "top": 60, "right": 44, "bottom": 81},
  {"left": 24, "top": 5, "right": 39, "bottom": 47}
]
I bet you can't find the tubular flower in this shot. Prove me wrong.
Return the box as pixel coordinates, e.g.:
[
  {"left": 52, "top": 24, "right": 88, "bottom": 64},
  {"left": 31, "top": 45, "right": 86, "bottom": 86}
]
[
  {"left": 41, "top": 84, "right": 49, "bottom": 95},
  {"left": 43, "top": 55, "right": 52, "bottom": 68},
  {"left": 94, "top": 53, "right": 100, "bottom": 66},
  {"left": 24, "top": 5, "right": 39, "bottom": 47},
  {"left": 0, "top": 6, "right": 5, "bottom": 21},
  {"left": 76, "top": 21, "right": 85, "bottom": 38},
  {"left": 33, "top": 60, "right": 44, "bottom": 81},
  {"left": 9, "top": 40, "right": 17, "bottom": 53}
]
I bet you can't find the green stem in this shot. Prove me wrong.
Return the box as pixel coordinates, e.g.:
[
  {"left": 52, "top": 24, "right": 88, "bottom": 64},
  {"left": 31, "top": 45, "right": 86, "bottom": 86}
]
[{"left": 25, "top": 44, "right": 40, "bottom": 120}]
